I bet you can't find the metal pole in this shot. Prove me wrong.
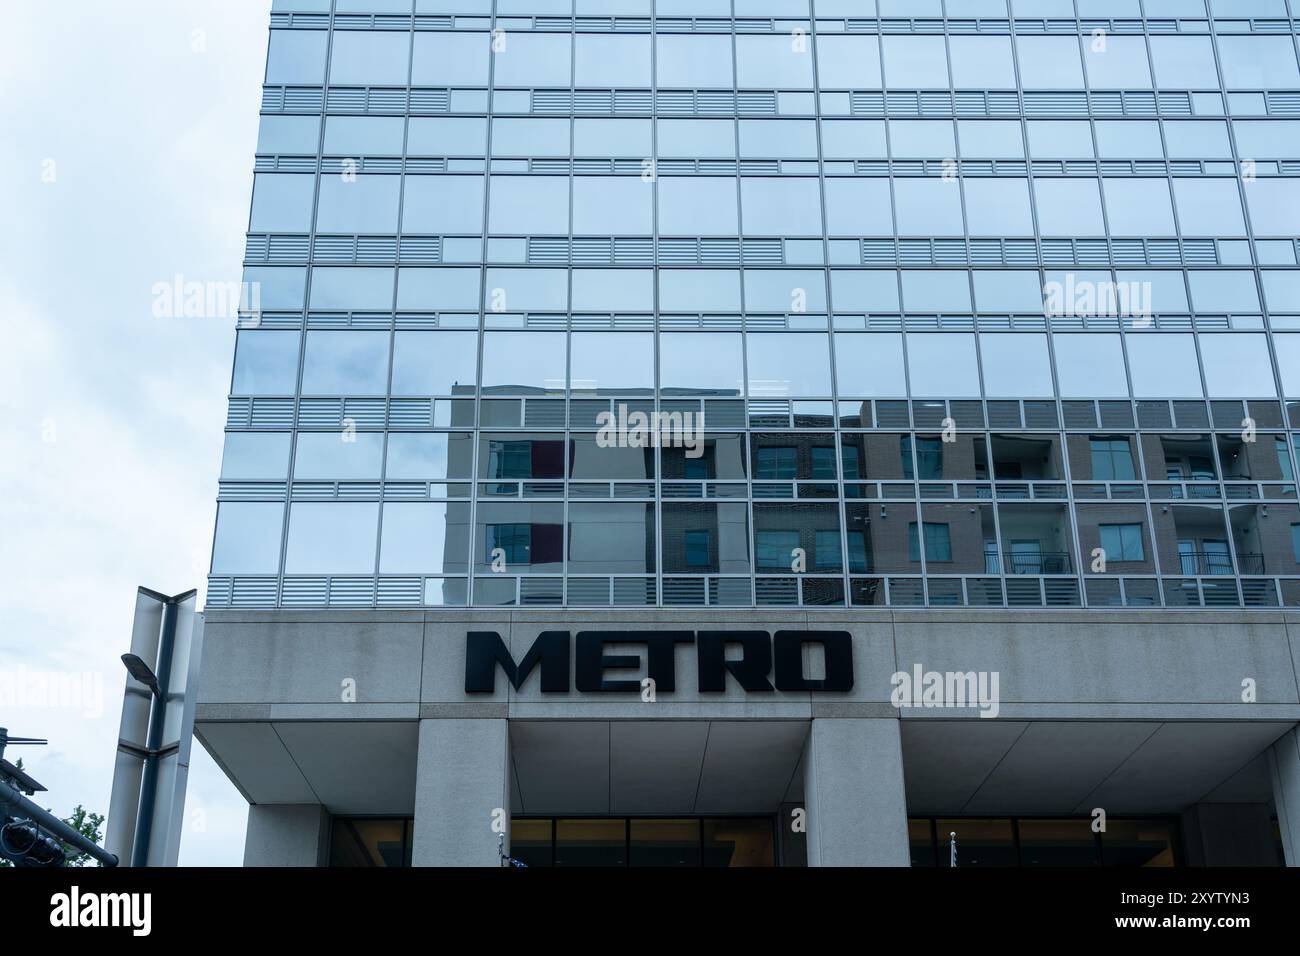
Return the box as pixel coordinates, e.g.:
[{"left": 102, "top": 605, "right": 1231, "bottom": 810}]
[
  {"left": 130, "top": 598, "right": 178, "bottom": 867},
  {"left": 949, "top": 831, "right": 957, "bottom": 868},
  {"left": 0, "top": 727, "right": 8, "bottom": 763},
  {"left": 0, "top": 785, "right": 118, "bottom": 867}
]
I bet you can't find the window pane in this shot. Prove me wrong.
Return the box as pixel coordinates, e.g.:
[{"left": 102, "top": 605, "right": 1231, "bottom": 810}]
[
  {"left": 391, "top": 331, "right": 479, "bottom": 396},
  {"left": 402, "top": 176, "right": 485, "bottom": 233},
  {"left": 301, "top": 330, "right": 391, "bottom": 395},
  {"left": 571, "top": 332, "right": 654, "bottom": 393},
  {"left": 740, "top": 178, "right": 823, "bottom": 236},
  {"left": 881, "top": 36, "right": 949, "bottom": 89},
  {"left": 488, "top": 176, "right": 569, "bottom": 234},
  {"left": 737, "top": 35, "right": 814, "bottom": 88},
  {"left": 573, "top": 177, "right": 653, "bottom": 234},
  {"left": 823, "top": 179, "right": 893, "bottom": 235},
  {"left": 250, "top": 173, "right": 315, "bottom": 232},
  {"left": 481, "top": 331, "right": 566, "bottom": 394},
  {"left": 316, "top": 174, "right": 401, "bottom": 232},
  {"left": 212, "top": 502, "right": 284, "bottom": 574},
  {"left": 658, "top": 178, "right": 739, "bottom": 235},
  {"left": 411, "top": 32, "right": 490, "bottom": 86},
  {"left": 1016, "top": 37, "right": 1084, "bottom": 89},
  {"left": 575, "top": 33, "right": 651, "bottom": 87},
  {"left": 284, "top": 502, "right": 378, "bottom": 574},
  {"left": 385, "top": 432, "right": 466, "bottom": 480},
  {"left": 492, "top": 33, "right": 572, "bottom": 87},
  {"left": 396, "top": 267, "right": 480, "bottom": 311},
  {"left": 1170, "top": 179, "right": 1246, "bottom": 239},
  {"left": 816, "top": 35, "right": 881, "bottom": 89},
  {"left": 329, "top": 30, "right": 410, "bottom": 86},
  {"left": 746, "top": 333, "right": 832, "bottom": 396},
  {"left": 656, "top": 35, "right": 734, "bottom": 88},
  {"left": 380, "top": 502, "right": 470, "bottom": 573},
  {"left": 1126, "top": 334, "right": 1203, "bottom": 398},
  {"left": 232, "top": 330, "right": 300, "bottom": 396},
  {"left": 660, "top": 332, "right": 744, "bottom": 394},
  {"left": 294, "top": 431, "right": 384, "bottom": 479},
  {"left": 834, "top": 333, "right": 907, "bottom": 396},
  {"left": 1034, "top": 179, "right": 1105, "bottom": 236},
  {"left": 907, "top": 333, "right": 981, "bottom": 398},
  {"left": 568, "top": 503, "right": 655, "bottom": 573},
  {"left": 1083, "top": 36, "right": 1151, "bottom": 89},
  {"left": 323, "top": 116, "right": 405, "bottom": 156},
  {"left": 894, "top": 178, "right": 963, "bottom": 236},
  {"left": 949, "top": 36, "right": 1016, "bottom": 88},
  {"left": 220, "top": 432, "right": 292, "bottom": 480},
  {"left": 266, "top": 30, "right": 328, "bottom": 85}
]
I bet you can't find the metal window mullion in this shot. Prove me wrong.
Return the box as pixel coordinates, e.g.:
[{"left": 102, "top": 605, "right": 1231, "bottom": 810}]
[
  {"left": 806, "top": 13, "right": 852, "bottom": 606},
  {"left": 372, "top": 6, "right": 418, "bottom": 607},
  {"left": 276, "top": 3, "right": 337, "bottom": 605}
]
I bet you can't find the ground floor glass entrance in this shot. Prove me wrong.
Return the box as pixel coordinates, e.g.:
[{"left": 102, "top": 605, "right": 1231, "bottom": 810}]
[{"left": 510, "top": 818, "right": 777, "bottom": 868}]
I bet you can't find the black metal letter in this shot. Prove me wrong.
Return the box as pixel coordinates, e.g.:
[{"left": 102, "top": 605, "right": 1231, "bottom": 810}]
[
  {"left": 772, "top": 631, "right": 853, "bottom": 691},
  {"left": 696, "top": 631, "right": 774, "bottom": 692}
]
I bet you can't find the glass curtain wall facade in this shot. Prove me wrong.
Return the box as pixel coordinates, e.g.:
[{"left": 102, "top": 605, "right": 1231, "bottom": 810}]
[{"left": 211, "top": 0, "right": 1300, "bottom": 610}]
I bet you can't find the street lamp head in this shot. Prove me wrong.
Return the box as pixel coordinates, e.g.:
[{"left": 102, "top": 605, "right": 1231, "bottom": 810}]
[{"left": 120, "top": 654, "right": 161, "bottom": 696}]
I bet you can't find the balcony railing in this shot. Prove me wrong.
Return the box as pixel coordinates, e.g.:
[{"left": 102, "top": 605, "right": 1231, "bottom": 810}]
[
  {"left": 995, "top": 552, "right": 1074, "bottom": 575},
  {"left": 1176, "top": 551, "right": 1238, "bottom": 576}
]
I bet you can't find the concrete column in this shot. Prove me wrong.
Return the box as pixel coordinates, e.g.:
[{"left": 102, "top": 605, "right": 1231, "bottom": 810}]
[
  {"left": 1269, "top": 727, "right": 1300, "bottom": 866},
  {"left": 411, "top": 718, "right": 509, "bottom": 867},
  {"left": 1180, "top": 803, "right": 1278, "bottom": 867},
  {"left": 242, "top": 804, "right": 328, "bottom": 866},
  {"left": 802, "top": 718, "right": 910, "bottom": 867}
]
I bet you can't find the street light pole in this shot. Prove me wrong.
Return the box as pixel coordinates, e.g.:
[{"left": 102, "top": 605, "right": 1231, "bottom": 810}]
[{"left": 129, "top": 598, "right": 178, "bottom": 868}]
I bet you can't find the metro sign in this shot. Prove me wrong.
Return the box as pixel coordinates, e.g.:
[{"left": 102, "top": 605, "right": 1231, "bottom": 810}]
[{"left": 465, "top": 630, "right": 853, "bottom": 694}]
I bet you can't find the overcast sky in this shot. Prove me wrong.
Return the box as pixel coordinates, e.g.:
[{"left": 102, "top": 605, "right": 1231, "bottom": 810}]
[{"left": 0, "top": 0, "right": 274, "bottom": 866}]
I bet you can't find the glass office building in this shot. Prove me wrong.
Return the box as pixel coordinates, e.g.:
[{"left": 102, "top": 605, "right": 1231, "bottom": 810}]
[
  {"left": 196, "top": 0, "right": 1300, "bottom": 868},
  {"left": 208, "top": 0, "right": 1300, "bottom": 613}
]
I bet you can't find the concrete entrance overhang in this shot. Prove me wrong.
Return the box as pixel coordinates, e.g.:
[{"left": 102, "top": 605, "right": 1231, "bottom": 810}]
[
  {"left": 899, "top": 718, "right": 1292, "bottom": 815},
  {"left": 197, "top": 720, "right": 418, "bottom": 816},
  {"left": 195, "top": 715, "right": 1291, "bottom": 821}
]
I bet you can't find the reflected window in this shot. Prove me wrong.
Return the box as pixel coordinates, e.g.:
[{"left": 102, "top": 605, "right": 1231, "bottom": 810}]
[
  {"left": 756, "top": 446, "right": 796, "bottom": 480},
  {"left": 567, "top": 503, "right": 655, "bottom": 574},
  {"left": 662, "top": 436, "right": 748, "bottom": 481},
  {"left": 902, "top": 436, "right": 944, "bottom": 480},
  {"left": 1090, "top": 438, "right": 1137, "bottom": 481},
  {"left": 908, "top": 522, "right": 953, "bottom": 563},
  {"left": 475, "top": 502, "right": 564, "bottom": 571},
  {"left": 1099, "top": 523, "right": 1146, "bottom": 563},
  {"left": 754, "top": 504, "right": 841, "bottom": 572},
  {"left": 662, "top": 503, "right": 751, "bottom": 574}
]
